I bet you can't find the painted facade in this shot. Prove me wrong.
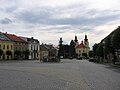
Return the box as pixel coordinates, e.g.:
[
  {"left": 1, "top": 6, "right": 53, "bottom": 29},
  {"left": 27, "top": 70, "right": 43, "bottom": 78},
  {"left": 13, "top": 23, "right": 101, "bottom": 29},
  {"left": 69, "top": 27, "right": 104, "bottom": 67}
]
[{"left": 0, "top": 32, "right": 28, "bottom": 60}]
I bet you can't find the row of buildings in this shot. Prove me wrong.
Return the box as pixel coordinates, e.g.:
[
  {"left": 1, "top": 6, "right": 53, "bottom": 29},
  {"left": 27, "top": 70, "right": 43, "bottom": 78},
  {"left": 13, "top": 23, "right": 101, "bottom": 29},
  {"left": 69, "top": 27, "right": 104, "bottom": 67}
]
[{"left": 0, "top": 32, "right": 57, "bottom": 60}]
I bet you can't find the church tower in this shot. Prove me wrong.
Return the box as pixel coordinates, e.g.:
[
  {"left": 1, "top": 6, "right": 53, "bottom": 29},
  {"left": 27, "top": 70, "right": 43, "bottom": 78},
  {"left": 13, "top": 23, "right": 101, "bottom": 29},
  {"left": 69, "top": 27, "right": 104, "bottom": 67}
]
[
  {"left": 84, "top": 34, "right": 89, "bottom": 47},
  {"left": 74, "top": 35, "right": 79, "bottom": 47}
]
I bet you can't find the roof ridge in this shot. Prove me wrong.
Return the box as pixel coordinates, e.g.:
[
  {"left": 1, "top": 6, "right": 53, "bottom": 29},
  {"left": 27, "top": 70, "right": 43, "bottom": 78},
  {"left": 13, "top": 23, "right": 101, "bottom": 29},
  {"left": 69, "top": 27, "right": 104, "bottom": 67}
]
[{"left": 3, "top": 33, "right": 27, "bottom": 43}]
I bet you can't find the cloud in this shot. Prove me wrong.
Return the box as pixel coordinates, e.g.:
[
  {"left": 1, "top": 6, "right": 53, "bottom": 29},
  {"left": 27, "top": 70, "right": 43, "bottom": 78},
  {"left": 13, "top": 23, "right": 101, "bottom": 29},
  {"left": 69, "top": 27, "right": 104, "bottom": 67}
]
[
  {"left": 0, "top": 18, "right": 12, "bottom": 24},
  {"left": 0, "top": 0, "right": 120, "bottom": 48},
  {"left": 14, "top": 6, "right": 120, "bottom": 26}
]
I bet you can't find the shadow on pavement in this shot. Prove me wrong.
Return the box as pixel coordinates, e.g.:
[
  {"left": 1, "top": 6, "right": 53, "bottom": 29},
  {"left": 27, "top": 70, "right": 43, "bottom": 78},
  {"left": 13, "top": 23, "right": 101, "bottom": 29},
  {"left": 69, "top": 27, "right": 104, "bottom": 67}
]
[{"left": 104, "top": 64, "right": 120, "bottom": 73}]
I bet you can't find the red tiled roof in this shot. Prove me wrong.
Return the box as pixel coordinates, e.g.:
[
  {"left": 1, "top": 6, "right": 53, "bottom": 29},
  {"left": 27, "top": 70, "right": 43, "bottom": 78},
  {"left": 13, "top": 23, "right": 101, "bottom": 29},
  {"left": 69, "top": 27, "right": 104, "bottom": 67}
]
[
  {"left": 76, "top": 43, "right": 86, "bottom": 48},
  {"left": 4, "top": 33, "right": 27, "bottom": 43}
]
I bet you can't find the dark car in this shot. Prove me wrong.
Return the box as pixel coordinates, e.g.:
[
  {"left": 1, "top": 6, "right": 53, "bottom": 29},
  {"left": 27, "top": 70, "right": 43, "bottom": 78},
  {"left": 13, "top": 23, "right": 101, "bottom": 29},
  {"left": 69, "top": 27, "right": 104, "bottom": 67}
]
[
  {"left": 77, "top": 57, "right": 82, "bottom": 60},
  {"left": 89, "top": 58, "right": 95, "bottom": 62}
]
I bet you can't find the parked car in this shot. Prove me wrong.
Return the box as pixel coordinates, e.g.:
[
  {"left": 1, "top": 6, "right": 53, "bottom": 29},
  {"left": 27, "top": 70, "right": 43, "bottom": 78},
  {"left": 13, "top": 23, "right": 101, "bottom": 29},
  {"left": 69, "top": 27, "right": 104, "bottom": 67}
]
[
  {"left": 69, "top": 57, "right": 73, "bottom": 59},
  {"left": 77, "top": 57, "right": 82, "bottom": 60},
  {"left": 42, "top": 57, "right": 60, "bottom": 62},
  {"left": 89, "top": 58, "right": 95, "bottom": 62}
]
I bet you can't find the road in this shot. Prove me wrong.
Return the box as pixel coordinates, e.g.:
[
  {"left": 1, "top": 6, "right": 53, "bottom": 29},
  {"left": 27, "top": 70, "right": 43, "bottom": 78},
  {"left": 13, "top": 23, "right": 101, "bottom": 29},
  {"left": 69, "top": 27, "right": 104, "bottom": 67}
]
[{"left": 0, "top": 59, "right": 120, "bottom": 90}]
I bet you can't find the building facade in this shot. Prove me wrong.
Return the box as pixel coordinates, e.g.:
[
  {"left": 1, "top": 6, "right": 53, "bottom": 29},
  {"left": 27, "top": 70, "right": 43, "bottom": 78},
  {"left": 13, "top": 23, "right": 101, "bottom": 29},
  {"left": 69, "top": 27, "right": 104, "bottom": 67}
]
[
  {"left": 27, "top": 37, "right": 40, "bottom": 60},
  {"left": 4, "top": 33, "right": 28, "bottom": 60},
  {"left": 0, "top": 32, "right": 14, "bottom": 60},
  {"left": 40, "top": 44, "right": 58, "bottom": 60},
  {"left": 40, "top": 44, "right": 49, "bottom": 60},
  {"left": 20, "top": 37, "right": 40, "bottom": 60}
]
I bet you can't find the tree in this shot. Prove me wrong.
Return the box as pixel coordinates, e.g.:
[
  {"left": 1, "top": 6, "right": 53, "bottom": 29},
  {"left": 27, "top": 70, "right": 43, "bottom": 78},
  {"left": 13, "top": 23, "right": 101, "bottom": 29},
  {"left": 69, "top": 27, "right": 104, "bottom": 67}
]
[
  {"left": 93, "top": 43, "right": 98, "bottom": 57},
  {"left": 58, "top": 37, "right": 64, "bottom": 58},
  {"left": 63, "top": 45, "right": 70, "bottom": 58},
  {"left": 111, "top": 27, "right": 120, "bottom": 64},
  {"left": 23, "top": 50, "right": 30, "bottom": 60},
  {"left": 96, "top": 44, "right": 103, "bottom": 57},
  {"left": 69, "top": 40, "right": 75, "bottom": 58},
  {"left": 89, "top": 51, "right": 94, "bottom": 57},
  {"left": 96, "top": 43, "right": 104, "bottom": 62},
  {"left": 14, "top": 50, "right": 21, "bottom": 60},
  {"left": 104, "top": 37, "right": 112, "bottom": 54},
  {"left": 6, "top": 50, "right": 12, "bottom": 60},
  {"left": 0, "top": 49, "right": 3, "bottom": 59},
  {"left": 111, "top": 27, "right": 120, "bottom": 50}
]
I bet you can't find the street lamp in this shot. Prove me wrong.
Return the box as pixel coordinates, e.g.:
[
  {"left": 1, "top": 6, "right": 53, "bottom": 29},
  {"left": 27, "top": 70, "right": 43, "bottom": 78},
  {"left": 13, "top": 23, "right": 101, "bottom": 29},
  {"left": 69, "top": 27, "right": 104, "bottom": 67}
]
[{"left": 102, "top": 41, "right": 105, "bottom": 62}]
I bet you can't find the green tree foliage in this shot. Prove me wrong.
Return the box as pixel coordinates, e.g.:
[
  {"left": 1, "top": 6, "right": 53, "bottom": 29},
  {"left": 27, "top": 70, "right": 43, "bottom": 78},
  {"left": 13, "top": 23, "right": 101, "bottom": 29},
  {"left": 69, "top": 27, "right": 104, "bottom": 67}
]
[
  {"left": 23, "top": 50, "right": 30, "bottom": 59},
  {"left": 93, "top": 26, "right": 120, "bottom": 63},
  {"left": 58, "top": 37, "right": 64, "bottom": 58},
  {"left": 93, "top": 43, "right": 98, "bottom": 57},
  {"left": 104, "top": 36, "right": 115, "bottom": 55},
  {"left": 63, "top": 45, "right": 69, "bottom": 58},
  {"left": 96, "top": 43, "right": 103, "bottom": 57},
  {"left": 0, "top": 49, "right": 3, "bottom": 57},
  {"left": 6, "top": 50, "right": 12, "bottom": 56},
  {"left": 69, "top": 40, "right": 75, "bottom": 58},
  {"left": 0, "top": 49, "right": 3, "bottom": 59},
  {"left": 6, "top": 50, "right": 12, "bottom": 60},
  {"left": 89, "top": 51, "right": 94, "bottom": 57},
  {"left": 14, "top": 50, "right": 21, "bottom": 60},
  {"left": 111, "top": 27, "right": 120, "bottom": 50}
]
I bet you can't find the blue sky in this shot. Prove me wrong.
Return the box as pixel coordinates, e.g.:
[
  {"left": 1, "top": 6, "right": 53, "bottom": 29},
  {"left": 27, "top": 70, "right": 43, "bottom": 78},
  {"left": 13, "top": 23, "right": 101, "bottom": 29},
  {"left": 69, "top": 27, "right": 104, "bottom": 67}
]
[{"left": 0, "top": 0, "right": 120, "bottom": 49}]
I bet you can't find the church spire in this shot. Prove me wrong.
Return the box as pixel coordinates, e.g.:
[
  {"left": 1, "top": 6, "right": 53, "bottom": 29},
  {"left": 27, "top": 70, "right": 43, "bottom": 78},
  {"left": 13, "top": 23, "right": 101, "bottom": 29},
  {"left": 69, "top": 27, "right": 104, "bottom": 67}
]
[
  {"left": 84, "top": 34, "right": 89, "bottom": 47},
  {"left": 84, "top": 34, "right": 88, "bottom": 42},
  {"left": 74, "top": 35, "right": 78, "bottom": 42}
]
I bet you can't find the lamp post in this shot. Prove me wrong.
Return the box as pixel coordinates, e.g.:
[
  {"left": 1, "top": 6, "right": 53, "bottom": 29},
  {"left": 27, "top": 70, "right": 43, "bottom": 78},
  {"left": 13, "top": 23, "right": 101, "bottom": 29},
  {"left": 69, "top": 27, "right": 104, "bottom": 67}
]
[{"left": 103, "top": 41, "right": 105, "bottom": 62}]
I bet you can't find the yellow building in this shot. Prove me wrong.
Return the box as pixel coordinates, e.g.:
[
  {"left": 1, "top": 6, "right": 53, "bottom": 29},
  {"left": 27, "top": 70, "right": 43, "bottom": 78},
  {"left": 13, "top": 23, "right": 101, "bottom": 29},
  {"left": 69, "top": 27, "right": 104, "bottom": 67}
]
[
  {"left": 0, "top": 33, "right": 14, "bottom": 60},
  {"left": 0, "top": 32, "right": 28, "bottom": 60},
  {"left": 40, "top": 44, "right": 49, "bottom": 60},
  {"left": 4, "top": 33, "right": 28, "bottom": 60},
  {"left": 0, "top": 41, "right": 14, "bottom": 60}
]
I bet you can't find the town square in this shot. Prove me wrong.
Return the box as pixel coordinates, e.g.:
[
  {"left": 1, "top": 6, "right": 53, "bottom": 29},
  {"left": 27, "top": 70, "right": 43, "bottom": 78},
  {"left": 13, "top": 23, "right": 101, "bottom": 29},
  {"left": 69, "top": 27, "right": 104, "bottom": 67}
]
[{"left": 0, "top": 0, "right": 120, "bottom": 90}]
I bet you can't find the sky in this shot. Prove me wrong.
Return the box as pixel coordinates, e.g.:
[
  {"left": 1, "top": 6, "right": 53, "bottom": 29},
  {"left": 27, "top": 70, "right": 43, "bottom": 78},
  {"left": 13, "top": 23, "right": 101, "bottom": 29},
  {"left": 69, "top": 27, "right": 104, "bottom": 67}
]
[{"left": 0, "top": 0, "right": 120, "bottom": 49}]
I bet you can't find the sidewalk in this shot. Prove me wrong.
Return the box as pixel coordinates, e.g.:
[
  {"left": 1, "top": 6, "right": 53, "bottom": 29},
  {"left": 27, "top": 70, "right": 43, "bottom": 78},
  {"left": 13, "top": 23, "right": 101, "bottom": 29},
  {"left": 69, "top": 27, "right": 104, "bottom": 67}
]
[
  {"left": 103, "top": 62, "right": 120, "bottom": 68},
  {"left": 110, "top": 62, "right": 120, "bottom": 68}
]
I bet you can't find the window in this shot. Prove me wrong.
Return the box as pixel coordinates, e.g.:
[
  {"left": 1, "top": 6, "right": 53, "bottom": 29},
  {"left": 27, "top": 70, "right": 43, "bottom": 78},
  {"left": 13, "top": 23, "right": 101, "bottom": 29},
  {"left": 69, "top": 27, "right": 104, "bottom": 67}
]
[
  {"left": 34, "top": 45, "right": 35, "bottom": 50},
  {"left": 11, "top": 45, "right": 12, "bottom": 50},
  {"left": 31, "top": 45, "right": 32, "bottom": 50},
  {"left": 3, "top": 45, "right": 5, "bottom": 49},
  {"left": 83, "top": 50, "right": 84, "bottom": 53},
  {"left": 7, "top": 45, "right": 9, "bottom": 49}
]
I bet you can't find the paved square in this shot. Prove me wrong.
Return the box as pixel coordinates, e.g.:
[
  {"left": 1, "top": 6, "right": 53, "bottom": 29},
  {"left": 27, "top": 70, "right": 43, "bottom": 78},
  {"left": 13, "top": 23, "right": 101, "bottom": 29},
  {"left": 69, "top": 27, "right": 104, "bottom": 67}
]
[{"left": 0, "top": 59, "right": 120, "bottom": 90}]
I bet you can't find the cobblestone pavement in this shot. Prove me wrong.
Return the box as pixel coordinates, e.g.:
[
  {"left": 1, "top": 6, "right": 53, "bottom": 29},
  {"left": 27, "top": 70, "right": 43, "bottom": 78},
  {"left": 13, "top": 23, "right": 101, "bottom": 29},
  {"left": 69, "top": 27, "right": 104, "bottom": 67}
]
[{"left": 0, "top": 59, "right": 120, "bottom": 90}]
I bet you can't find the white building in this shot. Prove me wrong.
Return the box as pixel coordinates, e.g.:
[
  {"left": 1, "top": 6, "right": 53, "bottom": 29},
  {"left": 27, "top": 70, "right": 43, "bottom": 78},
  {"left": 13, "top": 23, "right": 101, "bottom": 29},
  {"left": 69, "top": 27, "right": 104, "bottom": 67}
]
[{"left": 20, "top": 37, "right": 40, "bottom": 60}]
